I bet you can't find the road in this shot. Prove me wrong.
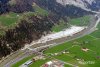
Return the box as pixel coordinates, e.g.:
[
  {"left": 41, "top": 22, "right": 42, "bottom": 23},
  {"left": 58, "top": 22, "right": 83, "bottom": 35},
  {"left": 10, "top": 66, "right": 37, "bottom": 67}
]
[{"left": 0, "top": 14, "right": 100, "bottom": 67}]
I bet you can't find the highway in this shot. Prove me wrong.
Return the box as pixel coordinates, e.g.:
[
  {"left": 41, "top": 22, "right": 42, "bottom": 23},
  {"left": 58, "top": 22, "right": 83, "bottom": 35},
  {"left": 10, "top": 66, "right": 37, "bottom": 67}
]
[{"left": 0, "top": 14, "right": 100, "bottom": 67}]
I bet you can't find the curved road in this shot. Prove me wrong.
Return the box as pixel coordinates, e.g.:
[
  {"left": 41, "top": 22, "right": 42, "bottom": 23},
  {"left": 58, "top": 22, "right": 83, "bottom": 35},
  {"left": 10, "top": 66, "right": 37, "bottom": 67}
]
[{"left": 1, "top": 14, "right": 100, "bottom": 67}]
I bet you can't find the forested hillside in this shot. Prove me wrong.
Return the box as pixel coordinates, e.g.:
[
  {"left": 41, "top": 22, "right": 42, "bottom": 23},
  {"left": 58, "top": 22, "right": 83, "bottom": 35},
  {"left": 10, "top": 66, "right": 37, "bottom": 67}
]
[{"left": 0, "top": 14, "right": 55, "bottom": 59}]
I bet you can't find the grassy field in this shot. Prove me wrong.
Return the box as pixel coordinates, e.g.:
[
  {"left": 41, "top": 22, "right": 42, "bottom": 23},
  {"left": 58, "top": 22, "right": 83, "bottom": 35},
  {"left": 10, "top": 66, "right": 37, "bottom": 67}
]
[
  {"left": 0, "top": 12, "right": 21, "bottom": 35},
  {"left": 0, "top": 12, "right": 20, "bottom": 26},
  {"left": 69, "top": 15, "right": 90, "bottom": 26},
  {"left": 64, "top": 64, "right": 72, "bottom": 67},
  {"left": 52, "top": 15, "right": 90, "bottom": 32},
  {"left": 91, "top": 22, "right": 100, "bottom": 38},
  {"left": 44, "top": 35, "right": 94, "bottom": 54},
  {"left": 53, "top": 53, "right": 89, "bottom": 67}
]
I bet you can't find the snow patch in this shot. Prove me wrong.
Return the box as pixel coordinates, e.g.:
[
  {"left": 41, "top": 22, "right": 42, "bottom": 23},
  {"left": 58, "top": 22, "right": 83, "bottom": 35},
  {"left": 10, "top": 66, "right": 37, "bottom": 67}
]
[{"left": 38, "top": 26, "right": 86, "bottom": 43}]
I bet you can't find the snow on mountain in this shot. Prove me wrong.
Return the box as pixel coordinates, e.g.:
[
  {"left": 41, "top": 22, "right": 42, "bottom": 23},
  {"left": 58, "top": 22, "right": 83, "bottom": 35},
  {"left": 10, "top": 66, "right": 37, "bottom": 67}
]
[
  {"left": 84, "top": 0, "right": 95, "bottom": 5},
  {"left": 56, "top": 0, "right": 94, "bottom": 6},
  {"left": 56, "top": 0, "right": 100, "bottom": 11}
]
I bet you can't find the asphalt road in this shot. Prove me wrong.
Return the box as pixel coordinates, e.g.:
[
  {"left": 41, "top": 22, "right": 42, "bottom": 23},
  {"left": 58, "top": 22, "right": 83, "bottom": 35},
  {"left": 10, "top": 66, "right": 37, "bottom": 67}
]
[{"left": 1, "top": 14, "right": 100, "bottom": 67}]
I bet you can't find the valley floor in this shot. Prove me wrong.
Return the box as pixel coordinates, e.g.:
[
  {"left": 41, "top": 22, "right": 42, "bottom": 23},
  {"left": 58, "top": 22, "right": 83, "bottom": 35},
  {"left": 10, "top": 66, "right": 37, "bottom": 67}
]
[{"left": 16, "top": 23, "right": 100, "bottom": 67}]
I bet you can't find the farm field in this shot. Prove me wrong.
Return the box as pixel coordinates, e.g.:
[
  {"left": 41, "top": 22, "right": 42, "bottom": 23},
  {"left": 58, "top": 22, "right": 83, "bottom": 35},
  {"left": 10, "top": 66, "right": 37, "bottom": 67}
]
[{"left": 43, "top": 33, "right": 100, "bottom": 67}]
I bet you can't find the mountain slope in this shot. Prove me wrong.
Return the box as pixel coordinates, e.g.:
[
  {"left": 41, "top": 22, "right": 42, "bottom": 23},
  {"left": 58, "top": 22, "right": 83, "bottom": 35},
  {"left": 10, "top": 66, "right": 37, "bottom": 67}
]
[
  {"left": 35, "top": 0, "right": 93, "bottom": 18},
  {"left": 56, "top": 0, "right": 100, "bottom": 11}
]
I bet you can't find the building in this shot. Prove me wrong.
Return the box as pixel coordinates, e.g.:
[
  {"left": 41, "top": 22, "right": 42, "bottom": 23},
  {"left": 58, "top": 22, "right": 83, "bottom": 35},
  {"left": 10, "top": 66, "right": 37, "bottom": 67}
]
[{"left": 42, "top": 60, "right": 64, "bottom": 67}]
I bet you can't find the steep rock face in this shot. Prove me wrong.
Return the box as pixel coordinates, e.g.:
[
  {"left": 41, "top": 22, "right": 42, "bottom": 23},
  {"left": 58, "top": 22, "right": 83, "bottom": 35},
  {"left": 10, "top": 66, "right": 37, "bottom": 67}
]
[{"left": 35, "top": 0, "right": 93, "bottom": 18}]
